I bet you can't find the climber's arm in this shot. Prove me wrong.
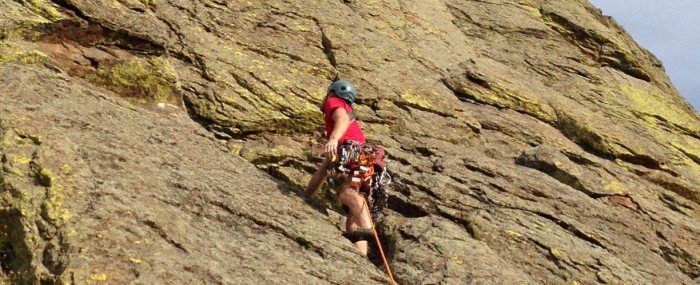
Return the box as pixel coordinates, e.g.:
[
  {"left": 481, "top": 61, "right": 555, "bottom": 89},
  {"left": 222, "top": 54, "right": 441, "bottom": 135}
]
[
  {"left": 306, "top": 155, "right": 332, "bottom": 196},
  {"left": 324, "top": 107, "right": 351, "bottom": 158}
]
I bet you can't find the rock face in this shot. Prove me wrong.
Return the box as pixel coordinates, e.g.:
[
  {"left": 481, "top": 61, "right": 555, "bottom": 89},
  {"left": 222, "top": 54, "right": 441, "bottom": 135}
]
[{"left": 0, "top": 0, "right": 698, "bottom": 284}]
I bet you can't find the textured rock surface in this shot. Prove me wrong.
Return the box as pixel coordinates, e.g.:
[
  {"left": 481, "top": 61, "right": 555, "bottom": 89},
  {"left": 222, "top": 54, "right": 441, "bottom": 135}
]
[
  {"left": 0, "top": 0, "right": 698, "bottom": 284},
  {"left": 0, "top": 66, "right": 387, "bottom": 284}
]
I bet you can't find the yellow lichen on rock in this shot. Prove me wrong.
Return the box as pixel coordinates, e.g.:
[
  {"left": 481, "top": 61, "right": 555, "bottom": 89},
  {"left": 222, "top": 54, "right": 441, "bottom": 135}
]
[
  {"left": 550, "top": 247, "right": 563, "bottom": 258},
  {"left": 87, "top": 57, "right": 181, "bottom": 105},
  {"left": 90, "top": 274, "right": 108, "bottom": 281},
  {"left": 506, "top": 230, "right": 523, "bottom": 238},
  {"left": 11, "top": 155, "right": 32, "bottom": 165},
  {"left": 60, "top": 163, "right": 72, "bottom": 173},
  {"left": 518, "top": 0, "right": 542, "bottom": 17},
  {"left": 0, "top": 42, "right": 48, "bottom": 65},
  {"left": 139, "top": 0, "right": 156, "bottom": 6},
  {"left": 615, "top": 83, "right": 700, "bottom": 174},
  {"left": 603, "top": 181, "right": 629, "bottom": 195},
  {"left": 38, "top": 168, "right": 72, "bottom": 225},
  {"left": 401, "top": 90, "right": 433, "bottom": 110},
  {"left": 66, "top": 228, "right": 78, "bottom": 237},
  {"left": 554, "top": 110, "right": 633, "bottom": 158},
  {"left": 21, "top": 0, "right": 62, "bottom": 22},
  {"left": 461, "top": 84, "right": 556, "bottom": 123},
  {"left": 620, "top": 84, "right": 699, "bottom": 134}
]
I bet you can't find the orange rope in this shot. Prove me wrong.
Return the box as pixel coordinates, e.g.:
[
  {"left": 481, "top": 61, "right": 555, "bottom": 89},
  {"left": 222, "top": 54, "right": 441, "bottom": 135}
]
[{"left": 362, "top": 198, "right": 397, "bottom": 285}]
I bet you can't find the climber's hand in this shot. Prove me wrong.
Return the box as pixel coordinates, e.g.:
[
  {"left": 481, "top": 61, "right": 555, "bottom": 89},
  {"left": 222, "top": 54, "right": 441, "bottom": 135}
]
[{"left": 325, "top": 139, "right": 338, "bottom": 160}]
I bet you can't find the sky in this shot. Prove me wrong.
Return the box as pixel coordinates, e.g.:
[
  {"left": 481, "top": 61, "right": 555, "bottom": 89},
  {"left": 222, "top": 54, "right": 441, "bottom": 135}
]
[{"left": 587, "top": 0, "right": 700, "bottom": 112}]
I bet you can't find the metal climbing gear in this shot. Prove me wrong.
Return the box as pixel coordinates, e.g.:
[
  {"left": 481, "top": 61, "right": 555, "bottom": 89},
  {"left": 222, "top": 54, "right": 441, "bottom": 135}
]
[{"left": 327, "top": 141, "right": 391, "bottom": 218}]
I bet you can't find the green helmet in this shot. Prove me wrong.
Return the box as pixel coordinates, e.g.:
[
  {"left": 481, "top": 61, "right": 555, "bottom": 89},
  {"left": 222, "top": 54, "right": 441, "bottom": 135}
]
[{"left": 328, "top": 80, "right": 356, "bottom": 104}]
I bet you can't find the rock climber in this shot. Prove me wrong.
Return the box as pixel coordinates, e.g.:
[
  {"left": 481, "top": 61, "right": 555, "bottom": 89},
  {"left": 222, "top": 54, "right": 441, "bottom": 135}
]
[{"left": 306, "top": 80, "right": 374, "bottom": 256}]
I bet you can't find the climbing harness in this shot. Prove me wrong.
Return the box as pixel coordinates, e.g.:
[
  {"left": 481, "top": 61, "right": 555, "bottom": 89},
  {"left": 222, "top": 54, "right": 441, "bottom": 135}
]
[{"left": 326, "top": 141, "right": 391, "bottom": 218}]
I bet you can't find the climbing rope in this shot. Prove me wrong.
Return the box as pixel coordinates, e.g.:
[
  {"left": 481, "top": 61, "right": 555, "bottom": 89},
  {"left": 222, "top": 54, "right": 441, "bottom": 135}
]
[{"left": 362, "top": 197, "right": 397, "bottom": 285}]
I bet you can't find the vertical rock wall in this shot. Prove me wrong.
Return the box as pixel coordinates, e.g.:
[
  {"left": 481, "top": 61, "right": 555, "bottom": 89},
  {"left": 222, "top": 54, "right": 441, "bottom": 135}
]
[{"left": 0, "top": 0, "right": 698, "bottom": 284}]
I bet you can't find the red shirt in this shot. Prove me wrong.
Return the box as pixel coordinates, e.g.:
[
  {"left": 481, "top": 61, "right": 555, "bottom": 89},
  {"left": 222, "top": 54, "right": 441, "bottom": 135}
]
[{"left": 323, "top": 96, "right": 366, "bottom": 145}]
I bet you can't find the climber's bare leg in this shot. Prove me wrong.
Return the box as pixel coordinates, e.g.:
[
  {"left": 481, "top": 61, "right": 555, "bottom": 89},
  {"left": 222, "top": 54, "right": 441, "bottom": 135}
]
[{"left": 338, "top": 182, "right": 372, "bottom": 256}]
